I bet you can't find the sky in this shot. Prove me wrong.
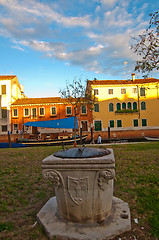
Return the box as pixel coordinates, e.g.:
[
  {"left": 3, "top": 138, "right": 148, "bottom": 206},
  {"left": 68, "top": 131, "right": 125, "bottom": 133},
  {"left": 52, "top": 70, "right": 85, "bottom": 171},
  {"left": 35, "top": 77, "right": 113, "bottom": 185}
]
[{"left": 0, "top": 0, "right": 158, "bottom": 98}]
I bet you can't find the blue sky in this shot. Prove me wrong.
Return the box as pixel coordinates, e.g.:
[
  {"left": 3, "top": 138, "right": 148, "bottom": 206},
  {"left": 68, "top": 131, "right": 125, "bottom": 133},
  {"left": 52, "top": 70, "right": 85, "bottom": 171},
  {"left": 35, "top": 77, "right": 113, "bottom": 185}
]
[{"left": 0, "top": 0, "right": 158, "bottom": 97}]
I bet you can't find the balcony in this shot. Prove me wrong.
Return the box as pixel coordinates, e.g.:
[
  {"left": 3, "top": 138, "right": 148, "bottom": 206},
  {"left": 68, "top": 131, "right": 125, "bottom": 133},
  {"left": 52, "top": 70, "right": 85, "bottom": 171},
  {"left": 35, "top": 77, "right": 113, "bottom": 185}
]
[{"left": 115, "top": 109, "right": 139, "bottom": 114}]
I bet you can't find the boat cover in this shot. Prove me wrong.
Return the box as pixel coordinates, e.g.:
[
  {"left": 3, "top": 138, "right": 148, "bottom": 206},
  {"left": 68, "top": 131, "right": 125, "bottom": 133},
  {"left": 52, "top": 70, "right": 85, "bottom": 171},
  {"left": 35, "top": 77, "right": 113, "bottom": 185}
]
[{"left": 24, "top": 116, "right": 77, "bottom": 129}]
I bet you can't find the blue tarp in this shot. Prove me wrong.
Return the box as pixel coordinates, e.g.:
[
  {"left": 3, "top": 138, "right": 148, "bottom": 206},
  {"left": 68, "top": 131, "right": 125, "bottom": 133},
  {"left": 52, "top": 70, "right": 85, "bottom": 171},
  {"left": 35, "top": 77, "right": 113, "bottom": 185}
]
[
  {"left": 0, "top": 143, "right": 28, "bottom": 148},
  {"left": 24, "top": 117, "right": 77, "bottom": 129}
]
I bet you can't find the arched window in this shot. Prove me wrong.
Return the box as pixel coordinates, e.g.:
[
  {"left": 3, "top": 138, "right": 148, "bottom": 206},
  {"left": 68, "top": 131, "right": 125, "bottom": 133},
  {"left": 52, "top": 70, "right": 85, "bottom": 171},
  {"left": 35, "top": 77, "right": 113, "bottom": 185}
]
[
  {"left": 94, "top": 103, "right": 99, "bottom": 112},
  {"left": 109, "top": 103, "right": 114, "bottom": 112},
  {"left": 127, "top": 102, "right": 131, "bottom": 109},
  {"left": 141, "top": 102, "right": 146, "bottom": 110},
  {"left": 133, "top": 102, "right": 137, "bottom": 110},
  {"left": 122, "top": 102, "right": 126, "bottom": 110},
  {"left": 116, "top": 103, "right": 121, "bottom": 110}
]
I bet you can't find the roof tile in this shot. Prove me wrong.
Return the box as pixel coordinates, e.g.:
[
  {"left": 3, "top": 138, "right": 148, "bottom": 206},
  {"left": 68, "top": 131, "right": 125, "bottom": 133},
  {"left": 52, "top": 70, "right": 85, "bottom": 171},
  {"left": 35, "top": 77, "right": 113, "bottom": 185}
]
[
  {"left": 0, "top": 75, "right": 17, "bottom": 80},
  {"left": 88, "top": 78, "right": 159, "bottom": 85},
  {"left": 11, "top": 97, "right": 62, "bottom": 105}
]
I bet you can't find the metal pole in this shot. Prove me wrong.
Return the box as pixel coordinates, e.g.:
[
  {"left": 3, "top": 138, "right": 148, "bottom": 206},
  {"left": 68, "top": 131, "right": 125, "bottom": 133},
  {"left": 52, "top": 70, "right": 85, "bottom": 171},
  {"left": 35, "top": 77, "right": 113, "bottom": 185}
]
[
  {"left": 91, "top": 124, "right": 94, "bottom": 144},
  {"left": 108, "top": 126, "right": 110, "bottom": 142},
  {"left": 8, "top": 131, "right": 11, "bottom": 148},
  {"left": 74, "top": 109, "right": 77, "bottom": 147},
  {"left": 80, "top": 125, "right": 82, "bottom": 145}
]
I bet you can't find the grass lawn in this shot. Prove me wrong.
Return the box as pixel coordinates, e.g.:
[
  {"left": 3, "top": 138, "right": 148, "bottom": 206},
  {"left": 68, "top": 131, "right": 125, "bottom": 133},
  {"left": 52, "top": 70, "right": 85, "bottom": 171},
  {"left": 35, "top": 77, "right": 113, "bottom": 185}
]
[{"left": 0, "top": 142, "right": 159, "bottom": 240}]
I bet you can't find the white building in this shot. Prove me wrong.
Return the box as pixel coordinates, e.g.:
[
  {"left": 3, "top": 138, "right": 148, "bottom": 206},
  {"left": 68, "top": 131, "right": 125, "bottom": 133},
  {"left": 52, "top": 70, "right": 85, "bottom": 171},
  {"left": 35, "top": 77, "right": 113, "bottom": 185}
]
[{"left": 0, "top": 75, "right": 25, "bottom": 134}]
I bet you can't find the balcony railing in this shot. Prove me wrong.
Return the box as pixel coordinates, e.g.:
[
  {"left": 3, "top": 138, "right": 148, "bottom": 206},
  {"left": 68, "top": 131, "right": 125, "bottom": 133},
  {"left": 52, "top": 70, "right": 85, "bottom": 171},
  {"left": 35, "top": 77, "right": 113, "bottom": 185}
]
[{"left": 115, "top": 109, "right": 139, "bottom": 114}]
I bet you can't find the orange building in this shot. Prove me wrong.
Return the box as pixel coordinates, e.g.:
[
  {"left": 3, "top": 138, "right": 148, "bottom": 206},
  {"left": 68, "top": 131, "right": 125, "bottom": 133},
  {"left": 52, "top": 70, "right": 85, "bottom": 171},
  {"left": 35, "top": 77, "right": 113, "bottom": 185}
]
[{"left": 10, "top": 97, "right": 92, "bottom": 141}]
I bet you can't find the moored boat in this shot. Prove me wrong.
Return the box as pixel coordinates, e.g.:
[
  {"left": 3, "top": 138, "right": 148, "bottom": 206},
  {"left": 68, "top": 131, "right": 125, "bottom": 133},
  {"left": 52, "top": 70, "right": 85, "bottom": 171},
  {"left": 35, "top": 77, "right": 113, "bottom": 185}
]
[
  {"left": 145, "top": 136, "right": 159, "bottom": 141},
  {"left": 18, "top": 134, "right": 88, "bottom": 146}
]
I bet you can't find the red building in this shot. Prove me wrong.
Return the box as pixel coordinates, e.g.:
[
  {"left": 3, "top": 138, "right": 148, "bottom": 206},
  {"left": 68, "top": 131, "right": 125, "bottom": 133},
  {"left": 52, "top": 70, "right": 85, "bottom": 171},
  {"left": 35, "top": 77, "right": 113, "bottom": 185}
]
[{"left": 10, "top": 97, "right": 93, "bottom": 141}]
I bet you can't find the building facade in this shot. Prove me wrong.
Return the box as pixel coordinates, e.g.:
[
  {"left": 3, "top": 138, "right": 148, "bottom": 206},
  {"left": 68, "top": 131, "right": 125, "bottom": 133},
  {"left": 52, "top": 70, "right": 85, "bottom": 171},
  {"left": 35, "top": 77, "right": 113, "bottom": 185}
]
[
  {"left": 0, "top": 75, "right": 24, "bottom": 136},
  {"left": 87, "top": 74, "right": 159, "bottom": 140},
  {"left": 4, "top": 73, "right": 159, "bottom": 142},
  {"left": 11, "top": 97, "right": 93, "bottom": 140}
]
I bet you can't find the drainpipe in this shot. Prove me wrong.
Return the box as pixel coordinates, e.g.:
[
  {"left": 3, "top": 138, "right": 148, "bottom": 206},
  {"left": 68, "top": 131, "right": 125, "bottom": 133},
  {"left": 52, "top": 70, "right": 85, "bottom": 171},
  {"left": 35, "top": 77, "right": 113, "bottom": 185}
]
[{"left": 137, "top": 85, "right": 140, "bottom": 119}]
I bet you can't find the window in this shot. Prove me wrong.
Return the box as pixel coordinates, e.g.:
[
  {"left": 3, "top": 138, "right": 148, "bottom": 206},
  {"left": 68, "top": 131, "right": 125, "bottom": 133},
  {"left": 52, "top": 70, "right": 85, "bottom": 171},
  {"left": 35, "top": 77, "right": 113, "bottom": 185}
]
[
  {"left": 132, "top": 88, "right": 137, "bottom": 94},
  {"left": 1, "top": 85, "right": 6, "bottom": 95},
  {"left": 116, "top": 103, "right": 121, "bottom": 110},
  {"left": 13, "top": 124, "right": 18, "bottom": 130},
  {"left": 127, "top": 102, "right": 131, "bottom": 109},
  {"left": 51, "top": 107, "right": 57, "bottom": 115},
  {"left": 13, "top": 109, "right": 18, "bottom": 117},
  {"left": 140, "top": 87, "right": 145, "bottom": 96},
  {"left": 109, "top": 120, "right": 114, "bottom": 128},
  {"left": 31, "top": 108, "right": 37, "bottom": 118},
  {"left": 2, "top": 108, "right": 7, "bottom": 118},
  {"left": 122, "top": 102, "right": 126, "bottom": 110},
  {"left": 133, "top": 119, "right": 138, "bottom": 127},
  {"left": 141, "top": 102, "right": 146, "bottom": 110},
  {"left": 94, "top": 120, "right": 102, "bottom": 131},
  {"left": 39, "top": 107, "right": 45, "bottom": 116},
  {"left": 81, "top": 105, "right": 87, "bottom": 114},
  {"left": 108, "top": 89, "right": 113, "bottom": 95},
  {"left": 142, "top": 119, "right": 147, "bottom": 126},
  {"left": 2, "top": 125, "right": 7, "bottom": 132},
  {"left": 66, "top": 106, "right": 72, "bottom": 115},
  {"left": 121, "top": 88, "right": 126, "bottom": 94},
  {"left": 109, "top": 103, "right": 114, "bottom": 112},
  {"left": 94, "top": 103, "right": 99, "bottom": 112},
  {"left": 81, "top": 121, "right": 88, "bottom": 131},
  {"left": 24, "top": 108, "right": 29, "bottom": 117},
  {"left": 117, "top": 120, "right": 122, "bottom": 127},
  {"left": 133, "top": 102, "right": 137, "bottom": 110},
  {"left": 93, "top": 89, "right": 99, "bottom": 95}
]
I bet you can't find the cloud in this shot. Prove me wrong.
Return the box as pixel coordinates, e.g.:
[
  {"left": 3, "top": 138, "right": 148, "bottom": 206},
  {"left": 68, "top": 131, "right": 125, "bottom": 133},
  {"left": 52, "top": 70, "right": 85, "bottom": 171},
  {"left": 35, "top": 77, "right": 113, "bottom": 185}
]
[
  {"left": 18, "top": 40, "right": 66, "bottom": 56},
  {"left": 100, "top": 0, "right": 117, "bottom": 7},
  {"left": 0, "top": 0, "right": 92, "bottom": 28},
  {"left": 0, "top": 0, "right": 156, "bottom": 77},
  {"left": 11, "top": 43, "right": 25, "bottom": 51}
]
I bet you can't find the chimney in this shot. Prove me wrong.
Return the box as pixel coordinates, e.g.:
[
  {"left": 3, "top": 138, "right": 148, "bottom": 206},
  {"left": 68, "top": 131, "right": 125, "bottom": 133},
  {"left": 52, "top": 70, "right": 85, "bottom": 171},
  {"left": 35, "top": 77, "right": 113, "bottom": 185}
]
[
  {"left": 132, "top": 73, "right": 135, "bottom": 81},
  {"left": 20, "top": 84, "right": 24, "bottom": 93}
]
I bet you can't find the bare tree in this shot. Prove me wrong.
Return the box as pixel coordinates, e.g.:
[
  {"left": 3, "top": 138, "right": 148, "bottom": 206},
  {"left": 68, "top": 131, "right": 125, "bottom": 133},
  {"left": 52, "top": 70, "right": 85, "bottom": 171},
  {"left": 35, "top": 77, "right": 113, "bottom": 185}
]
[
  {"left": 131, "top": 10, "right": 159, "bottom": 77},
  {"left": 59, "top": 78, "right": 95, "bottom": 147}
]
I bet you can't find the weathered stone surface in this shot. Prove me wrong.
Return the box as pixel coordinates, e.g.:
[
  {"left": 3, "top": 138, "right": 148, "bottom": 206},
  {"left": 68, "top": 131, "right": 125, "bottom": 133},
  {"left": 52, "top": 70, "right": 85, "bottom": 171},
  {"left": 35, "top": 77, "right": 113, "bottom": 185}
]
[
  {"left": 42, "top": 148, "right": 115, "bottom": 223},
  {"left": 37, "top": 196, "right": 131, "bottom": 240}
]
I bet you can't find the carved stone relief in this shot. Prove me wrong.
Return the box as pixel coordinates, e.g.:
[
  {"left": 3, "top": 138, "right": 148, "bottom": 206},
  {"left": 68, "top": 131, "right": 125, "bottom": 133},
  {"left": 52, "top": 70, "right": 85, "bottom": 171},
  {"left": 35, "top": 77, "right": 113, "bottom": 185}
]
[
  {"left": 98, "top": 170, "right": 115, "bottom": 191},
  {"left": 68, "top": 176, "right": 88, "bottom": 205},
  {"left": 42, "top": 170, "right": 60, "bottom": 189}
]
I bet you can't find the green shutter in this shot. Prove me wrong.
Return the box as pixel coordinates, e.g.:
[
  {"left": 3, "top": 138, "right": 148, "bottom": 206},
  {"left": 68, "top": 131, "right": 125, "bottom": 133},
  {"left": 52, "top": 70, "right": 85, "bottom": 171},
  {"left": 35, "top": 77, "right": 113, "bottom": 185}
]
[
  {"left": 116, "top": 103, "right": 121, "bottom": 110},
  {"left": 142, "top": 119, "right": 147, "bottom": 126},
  {"left": 110, "top": 120, "right": 114, "bottom": 128},
  {"left": 141, "top": 102, "right": 146, "bottom": 110},
  {"left": 117, "top": 120, "right": 122, "bottom": 127},
  {"left": 94, "top": 121, "right": 102, "bottom": 131},
  {"left": 127, "top": 102, "right": 131, "bottom": 109},
  {"left": 94, "top": 103, "right": 99, "bottom": 112},
  {"left": 133, "top": 119, "right": 138, "bottom": 127},
  {"left": 109, "top": 103, "right": 114, "bottom": 112},
  {"left": 122, "top": 102, "right": 126, "bottom": 109},
  {"left": 133, "top": 102, "right": 137, "bottom": 110}
]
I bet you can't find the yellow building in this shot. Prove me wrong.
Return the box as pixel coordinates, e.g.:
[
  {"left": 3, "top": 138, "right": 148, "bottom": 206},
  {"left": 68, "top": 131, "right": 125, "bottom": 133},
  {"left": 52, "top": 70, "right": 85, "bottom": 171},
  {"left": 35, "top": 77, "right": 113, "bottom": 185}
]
[
  {"left": 87, "top": 74, "right": 159, "bottom": 140},
  {"left": 0, "top": 75, "right": 25, "bottom": 135}
]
